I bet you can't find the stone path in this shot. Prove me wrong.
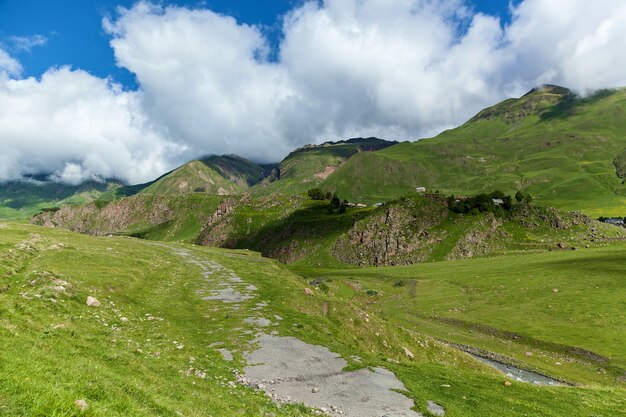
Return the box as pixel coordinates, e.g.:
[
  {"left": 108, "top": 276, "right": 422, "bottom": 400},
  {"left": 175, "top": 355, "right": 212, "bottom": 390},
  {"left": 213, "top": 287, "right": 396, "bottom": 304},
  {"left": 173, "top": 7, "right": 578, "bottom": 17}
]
[{"left": 168, "top": 246, "right": 423, "bottom": 417}]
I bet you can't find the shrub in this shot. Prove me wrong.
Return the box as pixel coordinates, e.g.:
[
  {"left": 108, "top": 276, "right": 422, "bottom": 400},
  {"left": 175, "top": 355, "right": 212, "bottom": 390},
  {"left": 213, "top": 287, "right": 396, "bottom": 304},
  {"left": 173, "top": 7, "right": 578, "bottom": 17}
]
[{"left": 307, "top": 188, "right": 325, "bottom": 200}]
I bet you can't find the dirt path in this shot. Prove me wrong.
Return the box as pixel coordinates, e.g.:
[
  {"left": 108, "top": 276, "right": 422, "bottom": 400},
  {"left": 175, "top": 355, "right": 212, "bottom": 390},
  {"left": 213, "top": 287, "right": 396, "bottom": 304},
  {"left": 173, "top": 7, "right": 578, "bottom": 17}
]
[{"left": 169, "top": 246, "right": 423, "bottom": 417}]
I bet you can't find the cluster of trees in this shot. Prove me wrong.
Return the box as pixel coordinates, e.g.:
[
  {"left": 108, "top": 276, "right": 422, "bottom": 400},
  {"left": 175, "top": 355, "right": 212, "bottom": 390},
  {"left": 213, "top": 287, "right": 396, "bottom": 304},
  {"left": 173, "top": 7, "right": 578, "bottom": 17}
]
[
  {"left": 307, "top": 188, "right": 349, "bottom": 214},
  {"left": 514, "top": 191, "right": 533, "bottom": 204},
  {"left": 307, "top": 188, "right": 333, "bottom": 200},
  {"left": 447, "top": 190, "right": 533, "bottom": 216}
]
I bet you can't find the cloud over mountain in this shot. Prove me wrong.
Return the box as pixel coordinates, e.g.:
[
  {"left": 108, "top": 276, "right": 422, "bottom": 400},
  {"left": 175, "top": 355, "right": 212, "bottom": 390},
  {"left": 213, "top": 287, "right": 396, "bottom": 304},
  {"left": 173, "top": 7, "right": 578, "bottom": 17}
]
[{"left": 1, "top": 0, "right": 626, "bottom": 184}]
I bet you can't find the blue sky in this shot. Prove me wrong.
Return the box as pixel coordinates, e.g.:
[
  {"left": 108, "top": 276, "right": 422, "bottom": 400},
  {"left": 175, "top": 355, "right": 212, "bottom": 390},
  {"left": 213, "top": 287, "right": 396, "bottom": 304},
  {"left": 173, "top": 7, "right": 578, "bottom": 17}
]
[{"left": 0, "top": 0, "right": 515, "bottom": 88}]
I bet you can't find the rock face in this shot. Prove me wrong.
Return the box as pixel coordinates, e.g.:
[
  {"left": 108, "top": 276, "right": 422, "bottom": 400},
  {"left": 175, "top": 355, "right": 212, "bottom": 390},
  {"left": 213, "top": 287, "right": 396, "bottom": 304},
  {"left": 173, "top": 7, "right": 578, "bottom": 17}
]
[
  {"left": 446, "top": 214, "right": 503, "bottom": 260},
  {"left": 31, "top": 195, "right": 174, "bottom": 236},
  {"left": 197, "top": 197, "right": 241, "bottom": 247},
  {"left": 333, "top": 197, "right": 449, "bottom": 266}
]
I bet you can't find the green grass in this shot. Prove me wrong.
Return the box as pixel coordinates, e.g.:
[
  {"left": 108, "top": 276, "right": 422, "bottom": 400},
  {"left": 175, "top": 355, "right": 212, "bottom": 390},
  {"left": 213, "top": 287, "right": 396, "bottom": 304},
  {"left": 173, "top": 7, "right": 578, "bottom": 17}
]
[
  {"left": 292, "top": 243, "right": 626, "bottom": 387},
  {"left": 1, "top": 222, "right": 625, "bottom": 416}
]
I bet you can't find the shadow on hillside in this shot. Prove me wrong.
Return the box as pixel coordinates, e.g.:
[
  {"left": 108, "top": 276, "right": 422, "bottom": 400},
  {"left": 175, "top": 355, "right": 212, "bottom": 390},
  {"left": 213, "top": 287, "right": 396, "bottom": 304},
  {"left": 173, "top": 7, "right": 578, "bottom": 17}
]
[
  {"left": 235, "top": 204, "right": 372, "bottom": 261},
  {"left": 540, "top": 89, "right": 617, "bottom": 121},
  {"left": 540, "top": 252, "right": 625, "bottom": 275}
]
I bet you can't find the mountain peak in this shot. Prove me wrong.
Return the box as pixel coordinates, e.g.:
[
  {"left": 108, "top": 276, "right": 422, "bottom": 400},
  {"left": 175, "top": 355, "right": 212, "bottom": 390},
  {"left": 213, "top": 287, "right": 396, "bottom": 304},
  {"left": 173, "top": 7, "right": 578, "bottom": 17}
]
[{"left": 469, "top": 84, "right": 574, "bottom": 124}]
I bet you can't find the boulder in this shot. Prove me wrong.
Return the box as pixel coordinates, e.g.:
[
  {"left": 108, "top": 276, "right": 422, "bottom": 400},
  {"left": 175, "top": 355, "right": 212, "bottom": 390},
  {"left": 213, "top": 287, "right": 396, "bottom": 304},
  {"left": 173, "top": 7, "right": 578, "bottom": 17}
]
[
  {"left": 403, "top": 347, "right": 414, "bottom": 360},
  {"left": 75, "top": 399, "right": 88, "bottom": 410},
  {"left": 86, "top": 296, "right": 101, "bottom": 308}
]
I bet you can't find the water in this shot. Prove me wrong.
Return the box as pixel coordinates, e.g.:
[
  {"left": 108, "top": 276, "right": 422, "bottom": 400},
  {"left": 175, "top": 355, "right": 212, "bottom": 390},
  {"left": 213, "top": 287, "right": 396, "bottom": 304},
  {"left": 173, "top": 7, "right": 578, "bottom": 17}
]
[{"left": 469, "top": 353, "right": 563, "bottom": 386}]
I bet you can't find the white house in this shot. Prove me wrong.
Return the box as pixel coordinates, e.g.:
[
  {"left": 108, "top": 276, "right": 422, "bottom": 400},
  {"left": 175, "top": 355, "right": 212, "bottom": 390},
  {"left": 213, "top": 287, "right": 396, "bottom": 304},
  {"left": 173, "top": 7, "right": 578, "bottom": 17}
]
[{"left": 415, "top": 187, "right": 426, "bottom": 193}]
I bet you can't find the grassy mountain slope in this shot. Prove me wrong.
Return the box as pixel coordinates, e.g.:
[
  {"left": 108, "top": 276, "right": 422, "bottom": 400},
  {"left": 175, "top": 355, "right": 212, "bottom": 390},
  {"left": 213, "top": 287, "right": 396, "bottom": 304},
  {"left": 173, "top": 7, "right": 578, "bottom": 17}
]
[
  {"left": 0, "top": 180, "right": 122, "bottom": 219},
  {"left": 201, "top": 154, "right": 270, "bottom": 187},
  {"left": 252, "top": 137, "right": 397, "bottom": 196},
  {"left": 1, "top": 222, "right": 625, "bottom": 416},
  {"left": 31, "top": 194, "right": 223, "bottom": 243},
  {"left": 141, "top": 160, "right": 241, "bottom": 196},
  {"left": 321, "top": 86, "right": 626, "bottom": 216}
]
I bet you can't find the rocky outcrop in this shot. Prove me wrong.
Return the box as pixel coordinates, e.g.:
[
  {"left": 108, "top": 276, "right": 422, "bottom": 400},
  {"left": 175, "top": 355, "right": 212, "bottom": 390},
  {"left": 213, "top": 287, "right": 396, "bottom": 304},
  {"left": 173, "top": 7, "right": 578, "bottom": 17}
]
[
  {"left": 332, "top": 198, "right": 449, "bottom": 266},
  {"left": 446, "top": 214, "right": 503, "bottom": 260},
  {"left": 197, "top": 197, "right": 241, "bottom": 247},
  {"left": 31, "top": 196, "right": 174, "bottom": 236}
]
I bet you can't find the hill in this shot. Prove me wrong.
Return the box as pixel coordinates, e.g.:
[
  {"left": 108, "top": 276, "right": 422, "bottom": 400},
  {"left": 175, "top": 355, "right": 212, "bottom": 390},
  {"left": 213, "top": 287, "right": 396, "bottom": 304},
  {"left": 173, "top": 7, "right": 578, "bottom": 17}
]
[
  {"left": 31, "top": 193, "right": 224, "bottom": 242},
  {"left": 33, "top": 191, "right": 626, "bottom": 267},
  {"left": 197, "top": 193, "right": 625, "bottom": 266},
  {"left": 320, "top": 86, "right": 626, "bottom": 216},
  {"left": 201, "top": 154, "right": 272, "bottom": 187},
  {"left": 252, "top": 137, "right": 398, "bottom": 196},
  {"left": 141, "top": 160, "right": 242, "bottom": 196},
  {"left": 0, "top": 179, "right": 122, "bottom": 219}
]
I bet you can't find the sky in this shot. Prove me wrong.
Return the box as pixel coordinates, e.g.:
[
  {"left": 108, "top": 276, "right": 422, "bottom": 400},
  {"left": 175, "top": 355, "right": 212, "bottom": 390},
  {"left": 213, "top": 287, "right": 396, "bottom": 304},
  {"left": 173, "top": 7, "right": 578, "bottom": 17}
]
[{"left": 0, "top": 0, "right": 625, "bottom": 185}]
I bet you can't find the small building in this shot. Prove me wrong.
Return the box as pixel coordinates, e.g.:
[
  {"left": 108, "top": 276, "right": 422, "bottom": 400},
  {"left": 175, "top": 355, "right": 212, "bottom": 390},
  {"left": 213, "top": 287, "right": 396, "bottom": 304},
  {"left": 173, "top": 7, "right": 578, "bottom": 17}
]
[
  {"left": 492, "top": 198, "right": 504, "bottom": 205},
  {"left": 604, "top": 218, "right": 625, "bottom": 226},
  {"left": 374, "top": 203, "right": 383, "bottom": 207},
  {"left": 415, "top": 187, "right": 426, "bottom": 193}
]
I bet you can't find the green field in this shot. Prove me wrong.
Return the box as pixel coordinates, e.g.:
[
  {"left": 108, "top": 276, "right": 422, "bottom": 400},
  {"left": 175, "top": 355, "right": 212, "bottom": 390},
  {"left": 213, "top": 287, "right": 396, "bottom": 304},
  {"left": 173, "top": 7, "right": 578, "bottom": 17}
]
[{"left": 1, "top": 222, "right": 625, "bottom": 416}]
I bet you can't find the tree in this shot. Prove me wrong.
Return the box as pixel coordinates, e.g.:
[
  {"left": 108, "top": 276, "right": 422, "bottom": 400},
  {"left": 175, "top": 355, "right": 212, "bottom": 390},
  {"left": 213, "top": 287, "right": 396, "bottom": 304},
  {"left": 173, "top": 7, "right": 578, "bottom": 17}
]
[
  {"left": 515, "top": 191, "right": 524, "bottom": 203},
  {"left": 490, "top": 190, "right": 506, "bottom": 200},
  {"left": 307, "top": 188, "right": 324, "bottom": 200},
  {"left": 502, "top": 195, "right": 513, "bottom": 210},
  {"left": 523, "top": 193, "right": 533, "bottom": 204}
]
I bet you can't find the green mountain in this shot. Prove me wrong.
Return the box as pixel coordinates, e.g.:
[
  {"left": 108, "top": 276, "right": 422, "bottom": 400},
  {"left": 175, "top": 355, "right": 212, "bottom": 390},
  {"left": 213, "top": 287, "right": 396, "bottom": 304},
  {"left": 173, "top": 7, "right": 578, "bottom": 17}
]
[
  {"left": 252, "top": 137, "right": 398, "bottom": 196},
  {"left": 141, "top": 160, "right": 242, "bottom": 196},
  {"left": 320, "top": 86, "right": 626, "bottom": 216},
  {"left": 201, "top": 154, "right": 270, "bottom": 187},
  {"left": 6, "top": 86, "right": 626, "bottom": 219},
  {"left": 0, "top": 179, "right": 121, "bottom": 219}
]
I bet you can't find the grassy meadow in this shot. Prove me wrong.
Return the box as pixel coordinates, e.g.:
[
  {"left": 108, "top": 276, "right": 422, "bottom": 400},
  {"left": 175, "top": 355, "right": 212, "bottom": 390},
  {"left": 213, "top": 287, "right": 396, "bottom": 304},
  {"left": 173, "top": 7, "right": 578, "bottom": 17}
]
[{"left": 1, "top": 222, "right": 625, "bottom": 416}]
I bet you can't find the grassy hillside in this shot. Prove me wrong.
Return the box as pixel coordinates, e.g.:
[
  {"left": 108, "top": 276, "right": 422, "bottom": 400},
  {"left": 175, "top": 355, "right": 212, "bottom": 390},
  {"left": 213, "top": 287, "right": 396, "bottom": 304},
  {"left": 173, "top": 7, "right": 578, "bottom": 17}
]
[
  {"left": 201, "top": 154, "right": 270, "bottom": 187},
  {"left": 321, "top": 86, "right": 626, "bottom": 216},
  {"left": 141, "top": 160, "right": 241, "bottom": 196},
  {"left": 1, "top": 222, "right": 625, "bottom": 416},
  {"left": 31, "top": 194, "right": 224, "bottom": 243},
  {"left": 191, "top": 192, "right": 626, "bottom": 268},
  {"left": 0, "top": 180, "right": 122, "bottom": 220},
  {"left": 252, "top": 137, "right": 397, "bottom": 196}
]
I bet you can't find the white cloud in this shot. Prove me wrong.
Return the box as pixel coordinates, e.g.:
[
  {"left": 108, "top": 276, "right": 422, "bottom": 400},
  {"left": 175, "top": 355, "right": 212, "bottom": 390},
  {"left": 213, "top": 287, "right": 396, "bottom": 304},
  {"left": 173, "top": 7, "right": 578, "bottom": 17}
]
[
  {"left": 0, "top": 62, "right": 183, "bottom": 184},
  {"left": 9, "top": 34, "right": 47, "bottom": 52},
  {"left": 0, "top": 48, "right": 21, "bottom": 75},
  {"left": 2, "top": 0, "right": 626, "bottom": 184},
  {"left": 505, "top": 0, "right": 626, "bottom": 93},
  {"left": 104, "top": 2, "right": 297, "bottom": 162}
]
